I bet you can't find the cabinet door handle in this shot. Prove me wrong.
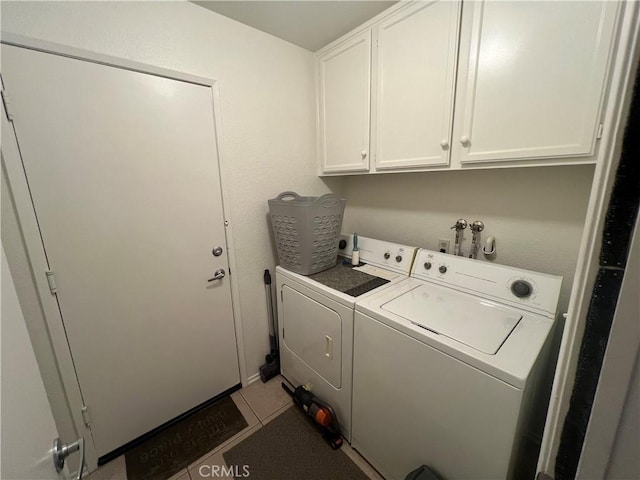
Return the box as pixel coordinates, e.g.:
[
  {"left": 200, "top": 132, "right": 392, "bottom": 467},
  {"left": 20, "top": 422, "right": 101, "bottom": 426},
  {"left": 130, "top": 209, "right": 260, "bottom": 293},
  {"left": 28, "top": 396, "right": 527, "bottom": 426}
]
[
  {"left": 440, "top": 139, "right": 450, "bottom": 150},
  {"left": 361, "top": 150, "right": 367, "bottom": 159},
  {"left": 460, "top": 135, "right": 471, "bottom": 146}
]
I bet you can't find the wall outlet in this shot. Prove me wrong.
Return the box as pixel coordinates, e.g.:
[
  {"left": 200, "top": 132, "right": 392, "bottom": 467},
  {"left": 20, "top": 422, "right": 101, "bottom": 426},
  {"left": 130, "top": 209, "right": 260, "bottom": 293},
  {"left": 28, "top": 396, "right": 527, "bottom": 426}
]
[{"left": 438, "top": 239, "right": 450, "bottom": 254}]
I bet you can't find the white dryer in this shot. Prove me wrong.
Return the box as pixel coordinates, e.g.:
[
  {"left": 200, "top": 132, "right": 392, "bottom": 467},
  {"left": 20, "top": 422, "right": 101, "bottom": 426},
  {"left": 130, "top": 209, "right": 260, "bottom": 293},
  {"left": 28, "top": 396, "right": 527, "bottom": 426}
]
[
  {"left": 276, "top": 235, "right": 417, "bottom": 441},
  {"left": 352, "top": 249, "right": 563, "bottom": 480}
]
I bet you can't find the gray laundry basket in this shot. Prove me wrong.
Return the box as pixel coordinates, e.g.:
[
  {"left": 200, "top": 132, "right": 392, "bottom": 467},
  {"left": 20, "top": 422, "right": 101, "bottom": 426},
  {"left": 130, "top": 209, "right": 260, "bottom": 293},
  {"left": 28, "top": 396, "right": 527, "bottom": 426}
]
[{"left": 269, "top": 191, "right": 346, "bottom": 275}]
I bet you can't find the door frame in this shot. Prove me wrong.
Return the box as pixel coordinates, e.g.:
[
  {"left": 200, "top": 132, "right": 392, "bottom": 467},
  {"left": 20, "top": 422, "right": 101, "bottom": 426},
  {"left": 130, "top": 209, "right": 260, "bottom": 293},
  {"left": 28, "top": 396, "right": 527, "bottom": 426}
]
[
  {"left": 1, "top": 32, "right": 249, "bottom": 472},
  {"left": 537, "top": 1, "right": 640, "bottom": 476}
]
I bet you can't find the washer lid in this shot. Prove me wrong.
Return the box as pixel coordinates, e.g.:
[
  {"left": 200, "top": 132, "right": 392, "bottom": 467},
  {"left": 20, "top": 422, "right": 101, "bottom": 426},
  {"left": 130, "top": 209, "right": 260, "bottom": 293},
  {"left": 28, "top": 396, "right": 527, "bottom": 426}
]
[{"left": 381, "top": 284, "right": 522, "bottom": 354}]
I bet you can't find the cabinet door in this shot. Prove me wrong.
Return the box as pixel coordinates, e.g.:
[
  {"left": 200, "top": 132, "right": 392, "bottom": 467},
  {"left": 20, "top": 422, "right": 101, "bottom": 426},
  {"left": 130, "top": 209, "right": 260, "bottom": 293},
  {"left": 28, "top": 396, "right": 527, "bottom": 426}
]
[
  {"left": 453, "top": 1, "right": 619, "bottom": 165},
  {"left": 318, "top": 31, "right": 371, "bottom": 173},
  {"left": 374, "top": 1, "right": 461, "bottom": 170}
]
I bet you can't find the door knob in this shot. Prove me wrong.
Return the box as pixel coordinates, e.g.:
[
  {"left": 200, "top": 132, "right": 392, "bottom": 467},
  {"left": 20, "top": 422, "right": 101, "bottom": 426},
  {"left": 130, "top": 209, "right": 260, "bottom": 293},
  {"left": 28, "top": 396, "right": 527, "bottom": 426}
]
[
  {"left": 208, "top": 269, "right": 226, "bottom": 282},
  {"left": 212, "top": 246, "right": 223, "bottom": 257},
  {"left": 53, "top": 437, "right": 85, "bottom": 480}
]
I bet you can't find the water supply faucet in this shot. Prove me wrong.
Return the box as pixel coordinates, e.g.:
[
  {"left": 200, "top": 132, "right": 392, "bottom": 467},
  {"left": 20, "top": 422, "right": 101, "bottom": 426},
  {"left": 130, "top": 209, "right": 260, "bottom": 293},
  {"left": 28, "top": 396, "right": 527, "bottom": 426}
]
[
  {"left": 469, "top": 221, "right": 485, "bottom": 259},
  {"left": 450, "top": 219, "right": 468, "bottom": 256}
]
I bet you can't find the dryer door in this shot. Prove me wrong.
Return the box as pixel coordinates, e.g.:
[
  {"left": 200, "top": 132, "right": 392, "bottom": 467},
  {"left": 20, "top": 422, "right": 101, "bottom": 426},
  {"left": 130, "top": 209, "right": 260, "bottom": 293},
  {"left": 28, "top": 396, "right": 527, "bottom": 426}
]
[{"left": 281, "top": 285, "right": 343, "bottom": 388}]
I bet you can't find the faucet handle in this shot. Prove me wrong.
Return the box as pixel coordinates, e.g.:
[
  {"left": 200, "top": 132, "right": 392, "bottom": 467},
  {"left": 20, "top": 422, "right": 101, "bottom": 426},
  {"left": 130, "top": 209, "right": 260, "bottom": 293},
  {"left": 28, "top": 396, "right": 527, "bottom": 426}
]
[
  {"left": 450, "top": 219, "right": 468, "bottom": 231},
  {"left": 470, "top": 221, "right": 484, "bottom": 233}
]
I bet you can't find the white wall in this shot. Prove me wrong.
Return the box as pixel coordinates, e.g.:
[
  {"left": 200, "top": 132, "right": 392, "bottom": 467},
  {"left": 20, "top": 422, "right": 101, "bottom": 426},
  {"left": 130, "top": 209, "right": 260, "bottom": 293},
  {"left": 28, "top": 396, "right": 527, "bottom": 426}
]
[
  {"left": 0, "top": 1, "right": 343, "bottom": 382},
  {"left": 341, "top": 164, "right": 595, "bottom": 315}
]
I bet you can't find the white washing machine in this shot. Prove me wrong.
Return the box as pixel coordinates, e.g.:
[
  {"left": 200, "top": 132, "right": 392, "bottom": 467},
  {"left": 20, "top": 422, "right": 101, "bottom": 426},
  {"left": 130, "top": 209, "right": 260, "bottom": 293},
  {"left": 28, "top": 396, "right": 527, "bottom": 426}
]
[
  {"left": 276, "top": 234, "right": 417, "bottom": 441},
  {"left": 352, "top": 249, "right": 563, "bottom": 480}
]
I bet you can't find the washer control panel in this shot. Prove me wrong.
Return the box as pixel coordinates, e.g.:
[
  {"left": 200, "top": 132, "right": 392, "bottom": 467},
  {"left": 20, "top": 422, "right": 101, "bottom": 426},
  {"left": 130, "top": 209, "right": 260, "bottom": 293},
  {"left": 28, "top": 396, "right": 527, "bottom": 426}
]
[
  {"left": 338, "top": 234, "right": 417, "bottom": 275},
  {"left": 412, "top": 249, "right": 562, "bottom": 317}
]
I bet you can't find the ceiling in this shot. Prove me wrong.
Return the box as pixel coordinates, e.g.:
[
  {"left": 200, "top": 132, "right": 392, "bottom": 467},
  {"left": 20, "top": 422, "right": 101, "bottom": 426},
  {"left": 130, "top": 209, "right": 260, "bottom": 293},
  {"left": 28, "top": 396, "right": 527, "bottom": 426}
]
[{"left": 192, "top": 1, "right": 397, "bottom": 51}]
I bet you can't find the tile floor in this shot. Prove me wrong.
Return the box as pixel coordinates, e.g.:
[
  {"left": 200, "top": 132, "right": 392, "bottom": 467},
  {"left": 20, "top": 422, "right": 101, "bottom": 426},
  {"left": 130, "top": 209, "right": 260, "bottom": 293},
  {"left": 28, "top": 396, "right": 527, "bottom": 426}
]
[{"left": 87, "top": 375, "right": 383, "bottom": 480}]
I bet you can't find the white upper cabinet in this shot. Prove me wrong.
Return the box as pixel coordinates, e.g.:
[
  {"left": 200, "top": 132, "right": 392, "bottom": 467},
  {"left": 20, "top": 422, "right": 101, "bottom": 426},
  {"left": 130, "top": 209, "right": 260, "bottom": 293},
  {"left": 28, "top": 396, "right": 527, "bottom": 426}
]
[
  {"left": 317, "top": 0, "right": 622, "bottom": 175},
  {"left": 318, "top": 30, "right": 371, "bottom": 173},
  {"left": 452, "top": 1, "right": 619, "bottom": 166},
  {"left": 374, "top": 1, "right": 461, "bottom": 170}
]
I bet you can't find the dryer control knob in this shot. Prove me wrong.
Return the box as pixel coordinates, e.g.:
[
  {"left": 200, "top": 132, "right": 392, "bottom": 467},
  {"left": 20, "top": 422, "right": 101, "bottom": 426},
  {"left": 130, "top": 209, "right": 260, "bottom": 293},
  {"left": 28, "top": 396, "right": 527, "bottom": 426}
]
[
  {"left": 439, "top": 265, "right": 447, "bottom": 274},
  {"left": 395, "top": 255, "right": 403, "bottom": 263},
  {"left": 511, "top": 280, "right": 533, "bottom": 298},
  {"left": 424, "top": 262, "right": 432, "bottom": 270},
  {"left": 384, "top": 252, "right": 391, "bottom": 260}
]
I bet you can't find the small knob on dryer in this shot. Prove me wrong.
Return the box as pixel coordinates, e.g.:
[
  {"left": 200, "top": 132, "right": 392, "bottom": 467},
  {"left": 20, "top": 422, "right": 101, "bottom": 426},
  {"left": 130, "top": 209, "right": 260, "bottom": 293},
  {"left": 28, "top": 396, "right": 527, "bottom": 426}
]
[
  {"left": 395, "top": 255, "right": 403, "bottom": 263},
  {"left": 424, "top": 262, "right": 432, "bottom": 270},
  {"left": 384, "top": 252, "right": 391, "bottom": 260},
  {"left": 439, "top": 265, "right": 447, "bottom": 274}
]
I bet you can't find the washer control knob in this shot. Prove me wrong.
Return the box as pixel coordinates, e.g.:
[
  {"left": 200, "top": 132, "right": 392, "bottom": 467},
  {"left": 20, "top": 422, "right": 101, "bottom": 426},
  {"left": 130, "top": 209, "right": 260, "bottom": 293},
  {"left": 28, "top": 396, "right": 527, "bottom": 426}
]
[
  {"left": 395, "top": 255, "right": 403, "bottom": 263},
  {"left": 424, "top": 262, "right": 432, "bottom": 270},
  {"left": 384, "top": 252, "right": 391, "bottom": 260},
  {"left": 439, "top": 265, "right": 447, "bottom": 274},
  {"left": 511, "top": 280, "right": 533, "bottom": 298}
]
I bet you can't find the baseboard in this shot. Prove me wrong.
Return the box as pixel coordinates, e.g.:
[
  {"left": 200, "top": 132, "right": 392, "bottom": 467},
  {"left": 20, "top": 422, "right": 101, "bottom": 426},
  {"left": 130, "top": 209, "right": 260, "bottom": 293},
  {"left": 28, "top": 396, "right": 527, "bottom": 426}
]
[{"left": 246, "top": 372, "right": 261, "bottom": 386}]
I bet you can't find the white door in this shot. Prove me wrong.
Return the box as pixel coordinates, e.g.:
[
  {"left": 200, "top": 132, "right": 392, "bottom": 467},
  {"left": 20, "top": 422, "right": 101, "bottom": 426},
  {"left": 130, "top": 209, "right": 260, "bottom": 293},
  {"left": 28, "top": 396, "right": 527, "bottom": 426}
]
[
  {"left": 1, "top": 247, "right": 68, "bottom": 480},
  {"left": 1, "top": 45, "right": 240, "bottom": 457},
  {"left": 374, "top": 0, "right": 460, "bottom": 170},
  {"left": 452, "top": 1, "right": 619, "bottom": 165},
  {"left": 576, "top": 212, "right": 639, "bottom": 479},
  {"left": 318, "top": 31, "right": 371, "bottom": 173}
]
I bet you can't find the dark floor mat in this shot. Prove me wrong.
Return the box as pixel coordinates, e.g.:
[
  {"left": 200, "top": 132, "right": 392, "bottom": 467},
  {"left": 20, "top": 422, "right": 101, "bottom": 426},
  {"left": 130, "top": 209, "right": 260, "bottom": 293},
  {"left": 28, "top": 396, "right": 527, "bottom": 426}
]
[
  {"left": 125, "top": 395, "right": 248, "bottom": 480},
  {"left": 223, "top": 407, "right": 370, "bottom": 480}
]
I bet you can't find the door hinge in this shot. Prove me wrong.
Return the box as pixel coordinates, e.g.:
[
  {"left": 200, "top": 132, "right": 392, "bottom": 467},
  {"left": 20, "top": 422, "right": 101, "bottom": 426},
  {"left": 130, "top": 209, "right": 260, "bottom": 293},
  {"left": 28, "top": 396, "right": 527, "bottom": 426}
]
[
  {"left": 1, "top": 89, "right": 14, "bottom": 121},
  {"left": 45, "top": 271, "right": 58, "bottom": 294},
  {"left": 282, "top": 328, "right": 285, "bottom": 339},
  {"left": 81, "top": 405, "right": 91, "bottom": 427},
  {"left": 280, "top": 290, "right": 283, "bottom": 302},
  {"left": 596, "top": 123, "right": 604, "bottom": 139}
]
